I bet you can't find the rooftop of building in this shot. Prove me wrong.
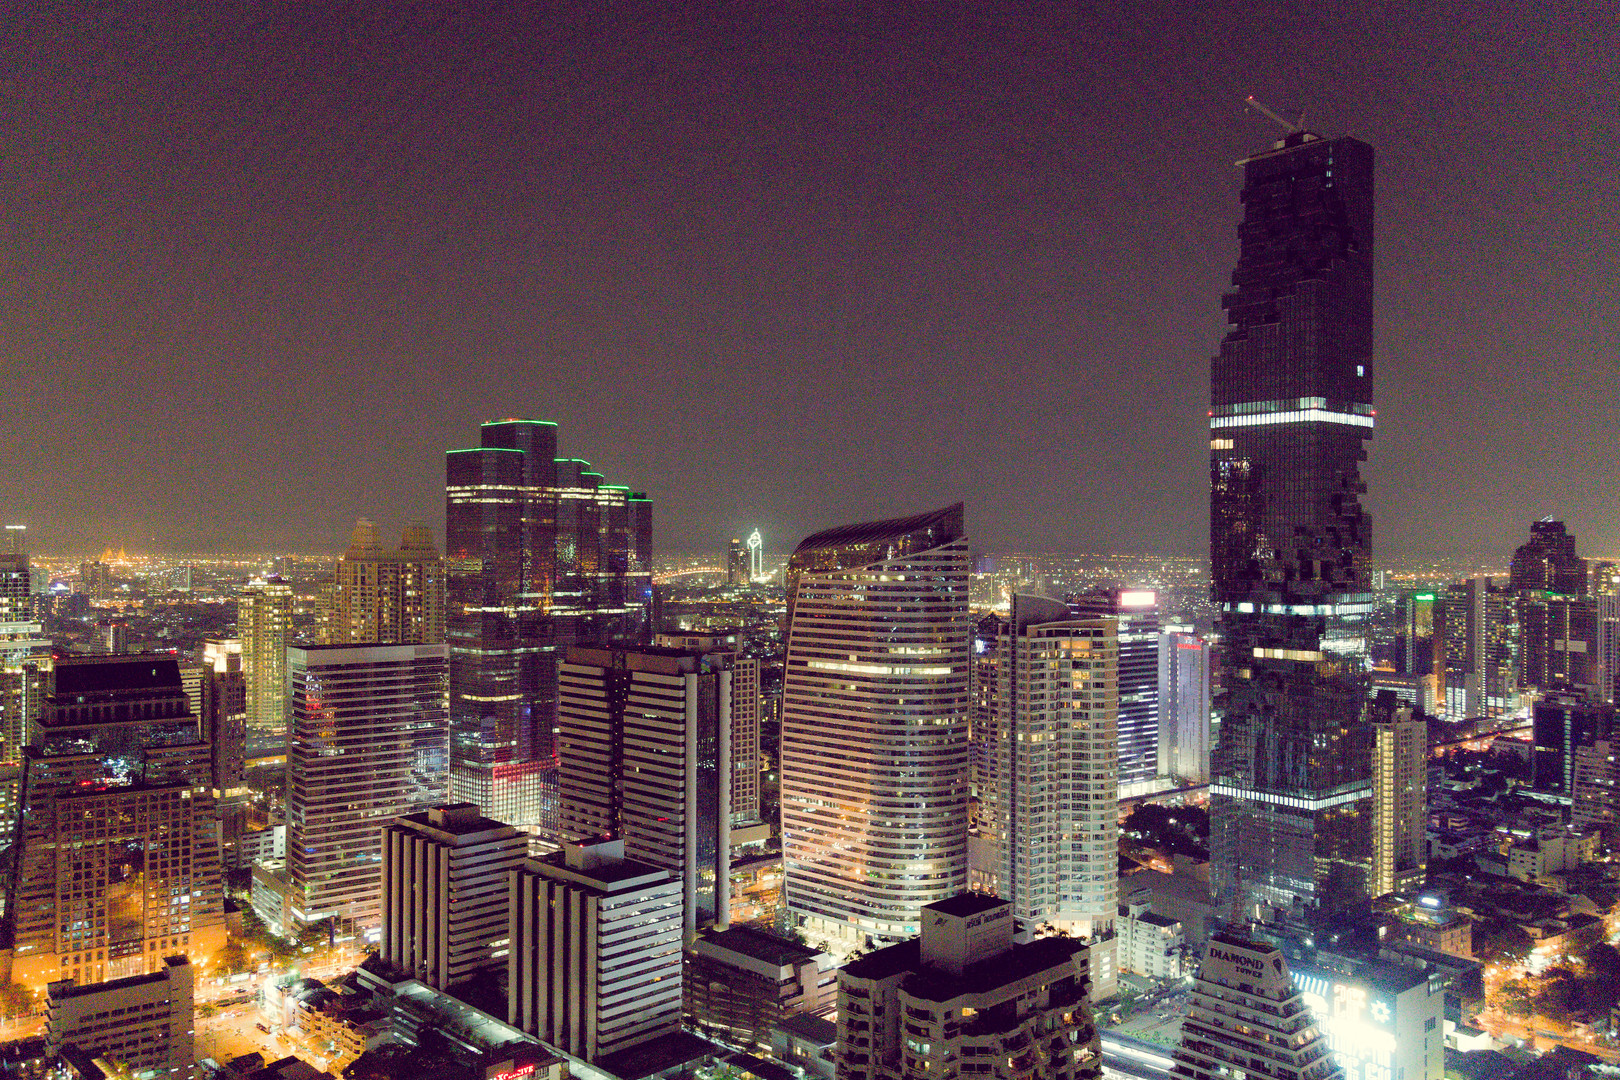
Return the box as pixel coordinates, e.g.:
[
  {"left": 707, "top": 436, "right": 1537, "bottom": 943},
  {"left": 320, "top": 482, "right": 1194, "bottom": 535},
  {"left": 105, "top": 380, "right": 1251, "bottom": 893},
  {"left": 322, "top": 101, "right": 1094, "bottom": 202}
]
[
  {"left": 594, "top": 1029, "right": 720, "bottom": 1080},
  {"left": 394, "top": 803, "right": 517, "bottom": 838},
  {"left": 927, "top": 892, "right": 1007, "bottom": 919},
  {"left": 790, "top": 503, "right": 964, "bottom": 563},
  {"left": 49, "top": 955, "right": 189, "bottom": 1001},
  {"left": 695, "top": 926, "right": 821, "bottom": 967},
  {"left": 776, "top": 1012, "right": 836, "bottom": 1046},
  {"left": 843, "top": 933, "right": 1085, "bottom": 1004},
  {"left": 52, "top": 655, "right": 183, "bottom": 697}
]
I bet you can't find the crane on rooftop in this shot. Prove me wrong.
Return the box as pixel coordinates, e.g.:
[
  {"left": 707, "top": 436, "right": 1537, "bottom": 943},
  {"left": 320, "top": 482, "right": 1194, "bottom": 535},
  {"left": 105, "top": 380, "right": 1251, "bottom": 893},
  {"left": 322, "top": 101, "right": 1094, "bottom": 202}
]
[{"left": 1244, "top": 95, "right": 1304, "bottom": 135}]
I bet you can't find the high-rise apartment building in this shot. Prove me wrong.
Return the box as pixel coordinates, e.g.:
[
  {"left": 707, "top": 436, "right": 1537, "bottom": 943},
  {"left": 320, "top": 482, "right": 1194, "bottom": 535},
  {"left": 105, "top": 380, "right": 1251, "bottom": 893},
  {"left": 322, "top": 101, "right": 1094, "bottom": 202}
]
[
  {"left": 1439, "top": 577, "right": 1516, "bottom": 722},
  {"left": 381, "top": 803, "right": 528, "bottom": 989},
  {"left": 238, "top": 576, "right": 293, "bottom": 758},
  {"left": 979, "top": 596, "right": 1118, "bottom": 996},
  {"left": 45, "top": 955, "right": 195, "bottom": 1080},
  {"left": 283, "top": 643, "right": 450, "bottom": 933},
  {"left": 326, "top": 519, "right": 446, "bottom": 645},
  {"left": 508, "top": 839, "right": 683, "bottom": 1063},
  {"left": 837, "top": 894, "right": 1103, "bottom": 1080},
  {"left": 1158, "top": 627, "right": 1212, "bottom": 784},
  {"left": 1068, "top": 588, "right": 1159, "bottom": 796},
  {"left": 1510, "top": 519, "right": 1594, "bottom": 696},
  {"left": 8, "top": 656, "right": 226, "bottom": 988},
  {"left": 557, "top": 643, "right": 759, "bottom": 934},
  {"left": 1171, "top": 934, "right": 1338, "bottom": 1080},
  {"left": 1207, "top": 127, "right": 1377, "bottom": 925},
  {"left": 780, "top": 504, "right": 970, "bottom": 952},
  {"left": 445, "top": 419, "right": 653, "bottom": 835},
  {"left": 199, "top": 639, "right": 250, "bottom": 852},
  {"left": 1370, "top": 698, "right": 1427, "bottom": 897},
  {"left": 1573, "top": 739, "right": 1620, "bottom": 841}
]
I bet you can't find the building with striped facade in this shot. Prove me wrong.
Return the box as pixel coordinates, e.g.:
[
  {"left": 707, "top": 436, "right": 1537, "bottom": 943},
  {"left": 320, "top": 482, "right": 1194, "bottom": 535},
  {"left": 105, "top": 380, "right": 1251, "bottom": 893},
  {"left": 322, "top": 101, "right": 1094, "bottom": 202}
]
[
  {"left": 507, "top": 839, "right": 683, "bottom": 1063},
  {"left": 381, "top": 803, "right": 527, "bottom": 989},
  {"left": 780, "top": 504, "right": 970, "bottom": 954}
]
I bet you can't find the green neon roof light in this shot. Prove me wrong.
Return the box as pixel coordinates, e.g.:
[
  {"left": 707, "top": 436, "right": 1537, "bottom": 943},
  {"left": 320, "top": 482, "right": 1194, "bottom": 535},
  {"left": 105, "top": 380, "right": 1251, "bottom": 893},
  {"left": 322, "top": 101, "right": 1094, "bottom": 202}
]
[
  {"left": 582, "top": 471, "right": 604, "bottom": 477},
  {"left": 603, "top": 484, "right": 630, "bottom": 491},
  {"left": 481, "top": 418, "right": 558, "bottom": 426},
  {"left": 554, "top": 458, "right": 592, "bottom": 466},
  {"left": 1414, "top": 593, "right": 1436, "bottom": 601},
  {"left": 448, "top": 447, "right": 522, "bottom": 454}
]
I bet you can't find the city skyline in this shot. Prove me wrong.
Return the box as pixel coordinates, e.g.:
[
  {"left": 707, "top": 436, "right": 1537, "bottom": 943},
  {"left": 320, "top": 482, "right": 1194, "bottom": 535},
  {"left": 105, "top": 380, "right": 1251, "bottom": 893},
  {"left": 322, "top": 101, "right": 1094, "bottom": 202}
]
[{"left": 3, "top": 5, "right": 1613, "bottom": 560}]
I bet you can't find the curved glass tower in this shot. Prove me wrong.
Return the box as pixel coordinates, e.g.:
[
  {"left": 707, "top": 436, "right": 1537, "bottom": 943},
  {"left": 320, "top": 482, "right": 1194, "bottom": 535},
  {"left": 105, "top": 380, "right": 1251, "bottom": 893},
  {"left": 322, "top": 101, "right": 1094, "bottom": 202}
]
[
  {"left": 780, "top": 503, "right": 970, "bottom": 951},
  {"left": 1208, "top": 130, "right": 1377, "bottom": 925}
]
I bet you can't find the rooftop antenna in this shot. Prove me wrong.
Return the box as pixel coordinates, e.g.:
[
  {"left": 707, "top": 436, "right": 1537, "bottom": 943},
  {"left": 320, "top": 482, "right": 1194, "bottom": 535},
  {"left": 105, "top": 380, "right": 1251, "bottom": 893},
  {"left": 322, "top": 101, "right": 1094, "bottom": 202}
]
[{"left": 1244, "top": 95, "right": 1301, "bottom": 135}]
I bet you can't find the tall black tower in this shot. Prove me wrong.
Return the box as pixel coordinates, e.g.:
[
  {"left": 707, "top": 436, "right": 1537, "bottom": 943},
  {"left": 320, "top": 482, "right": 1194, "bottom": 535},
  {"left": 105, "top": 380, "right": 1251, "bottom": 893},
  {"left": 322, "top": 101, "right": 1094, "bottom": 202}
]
[
  {"left": 1208, "top": 129, "right": 1376, "bottom": 925},
  {"left": 444, "top": 419, "right": 653, "bottom": 835}
]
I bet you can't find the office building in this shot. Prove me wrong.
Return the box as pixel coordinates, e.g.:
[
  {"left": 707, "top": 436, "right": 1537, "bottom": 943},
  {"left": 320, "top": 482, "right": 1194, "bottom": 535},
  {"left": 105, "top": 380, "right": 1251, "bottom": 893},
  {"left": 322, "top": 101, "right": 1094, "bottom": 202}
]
[
  {"left": 780, "top": 504, "right": 970, "bottom": 953},
  {"left": 284, "top": 643, "right": 450, "bottom": 933},
  {"left": 507, "top": 839, "right": 683, "bottom": 1063},
  {"left": 238, "top": 577, "right": 293, "bottom": 758},
  {"left": 199, "top": 640, "right": 249, "bottom": 851},
  {"left": 837, "top": 894, "right": 1103, "bottom": 1080},
  {"left": 557, "top": 643, "right": 761, "bottom": 933},
  {"left": 747, "top": 530, "right": 764, "bottom": 583},
  {"left": 1439, "top": 577, "right": 1516, "bottom": 722},
  {"left": 979, "top": 596, "right": 1118, "bottom": 996},
  {"left": 326, "top": 519, "right": 446, "bottom": 646},
  {"left": 0, "top": 531, "right": 49, "bottom": 762},
  {"left": 1290, "top": 957, "right": 1445, "bottom": 1080},
  {"left": 1207, "top": 126, "right": 1377, "bottom": 925},
  {"left": 1170, "top": 934, "right": 1337, "bottom": 1080},
  {"left": 1068, "top": 588, "right": 1159, "bottom": 795},
  {"left": 1511, "top": 519, "right": 1594, "bottom": 696},
  {"left": 728, "top": 538, "right": 748, "bottom": 586},
  {"left": 1531, "top": 694, "right": 1616, "bottom": 796},
  {"left": 381, "top": 803, "right": 528, "bottom": 989},
  {"left": 653, "top": 628, "right": 762, "bottom": 823},
  {"left": 8, "top": 656, "right": 226, "bottom": 988},
  {"left": 45, "top": 956, "right": 195, "bottom": 1080},
  {"left": 1370, "top": 698, "right": 1426, "bottom": 898},
  {"left": 684, "top": 926, "right": 835, "bottom": 1053},
  {"left": 1158, "top": 628, "right": 1211, "bottom": 784},
  {"left": 445, "top": 419, "right": 653, "bottom": 835}
]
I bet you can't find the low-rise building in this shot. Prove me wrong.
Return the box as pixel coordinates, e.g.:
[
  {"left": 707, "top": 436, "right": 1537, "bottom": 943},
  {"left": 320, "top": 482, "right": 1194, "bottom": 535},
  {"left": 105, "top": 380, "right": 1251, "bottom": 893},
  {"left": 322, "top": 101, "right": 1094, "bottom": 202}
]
[
  {"left": 837, "top": 894, "right": 1102, "bottom": 1080},
  {"left": 1387, "top": 891, "right": 1473, "bottom": 958},
  {"left": 685, "top": 926, "right": 835, "bottom": 1052},
  {"left": 44, "top": 956, "right": 195, "bottom": 1080},
  {"left": 1115, "top": 897, "right": 1183, "bottom": 981},
  {"left": 1500, "top": 825, "right": 1599, "bottom": 884},
  {"left": 774, "top": 1013, "right": 836, "bottom": 1080}
]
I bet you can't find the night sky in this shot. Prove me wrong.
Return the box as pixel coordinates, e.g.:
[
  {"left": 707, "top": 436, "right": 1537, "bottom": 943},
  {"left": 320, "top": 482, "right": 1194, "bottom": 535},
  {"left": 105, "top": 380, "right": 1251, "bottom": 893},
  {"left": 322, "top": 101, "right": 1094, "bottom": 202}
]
[{"left": 5, "top": 2, "right": 1615, "bottom": 560}]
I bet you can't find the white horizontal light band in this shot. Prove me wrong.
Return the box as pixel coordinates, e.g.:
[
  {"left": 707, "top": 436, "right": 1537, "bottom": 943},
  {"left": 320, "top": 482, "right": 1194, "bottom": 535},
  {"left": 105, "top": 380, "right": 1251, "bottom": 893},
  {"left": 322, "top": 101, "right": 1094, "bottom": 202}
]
[
  {"left": 1210, "top": 783, "right": 1370, "bottom": 811},
  {"left": 1211, "top": 409, "right": 1374, "bottom": 430}
]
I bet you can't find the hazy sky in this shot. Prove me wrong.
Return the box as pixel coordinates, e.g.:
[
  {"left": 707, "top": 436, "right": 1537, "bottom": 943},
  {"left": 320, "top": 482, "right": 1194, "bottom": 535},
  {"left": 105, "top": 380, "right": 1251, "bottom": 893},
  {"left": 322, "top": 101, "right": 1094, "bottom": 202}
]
[{"left": 5, "top": 2, "right": 1615, "bottom": 559}]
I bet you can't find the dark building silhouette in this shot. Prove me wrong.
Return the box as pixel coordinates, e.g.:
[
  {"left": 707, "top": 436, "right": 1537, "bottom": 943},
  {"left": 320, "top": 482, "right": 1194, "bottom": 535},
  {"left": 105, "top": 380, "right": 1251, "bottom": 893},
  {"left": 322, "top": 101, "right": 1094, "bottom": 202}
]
[
  {"left": 444, "top": 419, "right": 653, "bottom": 834},
  {"left": 1510, "top": 519, "right": 1594, "bottom": 696},
  {"left": 1207, "top": 128, "right": 1377, "bottom": 925}
]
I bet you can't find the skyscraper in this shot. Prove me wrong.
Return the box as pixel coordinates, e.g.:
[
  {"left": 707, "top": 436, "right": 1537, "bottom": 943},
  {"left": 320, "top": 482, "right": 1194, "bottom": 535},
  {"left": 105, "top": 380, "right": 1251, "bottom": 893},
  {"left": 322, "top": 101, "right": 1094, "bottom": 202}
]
[
  {"left": 1068, "top": 588, "right": 1160, "bottom": 795},
  {"left": 238, "top": 576, "right": 293, "bottom": 759},
  {"left": 444, "top": 419, "right": 653, "bottom": 835},
  {"left": 1370, "top": 697, "right": 1427, "bottom": 898},
  {"left": 8, "top": 656, "right": 226, "bottom": 988},
  {"left": 1207, "top": 127, "right": 1377, "bottom": 924},
  {"left": 981, "top": 597, "right": 1119, "bottom": 999},
  {"left": 1439, "top": 577, "right": 1516, "bottom": 721},
  {"left": 727, "top": 538, "right": 748, "bottom": 585},
  {"left": 780, "top": 504, "right": 970, "bottom": 952},
  {"left": 1158, "top": 628, "right": 1212, "bottom": 784},
  {"left": 556, "top": 643, "right": 758, "bottom": 933},
  {"left": 326, "top": 520, "right": 446, "bottom": 645},
  {"left": 283, "top": 643, "right": 450, "bottom": 933},
  {"left": 0, "top": 530, "right": 49, "bottom": 762},
  {"left": 1510, "top": 519, "right": 1594, "bottom": 696}
]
